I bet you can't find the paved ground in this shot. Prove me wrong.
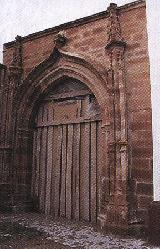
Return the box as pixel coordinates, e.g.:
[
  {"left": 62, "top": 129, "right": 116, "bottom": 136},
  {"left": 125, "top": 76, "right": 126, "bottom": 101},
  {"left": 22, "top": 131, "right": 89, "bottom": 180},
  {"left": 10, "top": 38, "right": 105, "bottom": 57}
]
[{"left": 0, "top": 213, "right": 159, "bottom": 249}]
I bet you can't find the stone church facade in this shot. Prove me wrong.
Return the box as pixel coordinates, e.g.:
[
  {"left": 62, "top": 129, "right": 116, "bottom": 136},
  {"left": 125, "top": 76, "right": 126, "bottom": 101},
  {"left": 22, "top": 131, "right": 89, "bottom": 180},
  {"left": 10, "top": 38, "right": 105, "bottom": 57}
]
[{"left": 0, "top": 0, "right": 153, "bottom": 234}]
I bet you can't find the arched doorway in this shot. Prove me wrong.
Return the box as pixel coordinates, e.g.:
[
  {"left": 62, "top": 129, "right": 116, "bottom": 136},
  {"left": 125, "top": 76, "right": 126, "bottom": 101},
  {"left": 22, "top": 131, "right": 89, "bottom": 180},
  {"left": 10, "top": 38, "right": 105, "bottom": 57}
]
[{"left": 31, "top": 77, "right": 103, "bottom": 223}]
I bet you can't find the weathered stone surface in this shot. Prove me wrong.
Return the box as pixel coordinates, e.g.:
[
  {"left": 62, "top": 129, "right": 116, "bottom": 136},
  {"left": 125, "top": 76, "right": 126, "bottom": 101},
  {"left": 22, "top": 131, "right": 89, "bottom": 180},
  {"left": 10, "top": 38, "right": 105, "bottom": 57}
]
[{"left": 0, "top": 0, "right": 153, "bottom": 237}]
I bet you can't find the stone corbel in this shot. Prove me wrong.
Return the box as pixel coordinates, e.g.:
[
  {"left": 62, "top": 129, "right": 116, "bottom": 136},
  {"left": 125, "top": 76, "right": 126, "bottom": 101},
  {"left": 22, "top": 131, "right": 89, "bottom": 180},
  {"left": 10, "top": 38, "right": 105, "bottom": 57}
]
[
  {"left": 48, "top": 31, "right": 68, "bottom": 61},
  {"left": 54, "top": 31, "right": 68, "bottom": 49}
]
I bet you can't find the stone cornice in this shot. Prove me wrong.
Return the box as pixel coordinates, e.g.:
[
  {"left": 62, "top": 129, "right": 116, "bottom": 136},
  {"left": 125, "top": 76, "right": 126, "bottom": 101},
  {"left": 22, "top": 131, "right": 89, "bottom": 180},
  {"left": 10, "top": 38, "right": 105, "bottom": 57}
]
[{"left": 4, "top": 0, "right": 145, "bottom": 49}]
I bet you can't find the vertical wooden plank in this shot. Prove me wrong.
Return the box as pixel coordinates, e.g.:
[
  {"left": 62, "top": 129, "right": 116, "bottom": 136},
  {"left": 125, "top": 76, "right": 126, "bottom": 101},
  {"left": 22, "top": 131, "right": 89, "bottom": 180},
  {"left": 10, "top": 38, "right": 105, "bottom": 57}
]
[
  {"left": 90, "top": 121, "right": 97, "bottom": 223},
  {"left": 45, "top": 126, "right": 53, "bottom": 215},
  {"left": 72, "top": 125, "right": 76, "bottom": 219},
  {"left": 39, "top": 126, "right": 48, "bottom": 212},
  {"left": 77, "top": 99, "right": 82, "bottom": 118},
  {"left": 0, "top": 152, "right": 2, "bottom": 172},
  {"left": 37, "top": 106, "right": 43, "bottom": 126},
  {"left": 2, "top": 151, "right": 6, "bottom": 182},
  {"left": 54, "top": 125, "right": 63, "bottom": 218},
  {"left": 81, "top": 95, "right": 90, "bottom": 118},
  {"left": 45, "top": 102, "right": 54, "bottom": 214},
  {"left": 50, "top": 126, "right": 57, "bottom": 217},
  {"left": 60, "top": 125, "right": 67, "bottom": 217},
  {"left": 80, "top": 122, "right": 90, "bottom": 222},
  {"left": 73, "top": 123, "right": 80, "bottom": 221},
  {"left": 66, "top": 124, "right": 73, "bottom": 219},
  {"left": 96, "top": 121, "right": 102, "bottom": 216},
  {"left": 0, "top": 152, "right": 5, "bottom": 183},
  {"left": 31, "top": 130, "right": 37, "bottom": 198},
  {"left": 48, "top": 102, "right": 54, "bottom": 123},
  {"left": 39, "top": 105, "right": 48, "bottom": 212},
  {"left": 34, "top": 128, "right": 41, "bottom": 199}
]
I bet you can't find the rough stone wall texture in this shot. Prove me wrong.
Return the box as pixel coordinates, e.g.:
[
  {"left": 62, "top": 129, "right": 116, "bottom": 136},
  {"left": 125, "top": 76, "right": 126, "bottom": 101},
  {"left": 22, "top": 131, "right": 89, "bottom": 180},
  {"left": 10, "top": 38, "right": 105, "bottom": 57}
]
[
  {"left": 0, "top": 0, "right": 153, "bottom": 235},
  {"left": 149, "top": 202, "right": 160, "bottom": 244}
]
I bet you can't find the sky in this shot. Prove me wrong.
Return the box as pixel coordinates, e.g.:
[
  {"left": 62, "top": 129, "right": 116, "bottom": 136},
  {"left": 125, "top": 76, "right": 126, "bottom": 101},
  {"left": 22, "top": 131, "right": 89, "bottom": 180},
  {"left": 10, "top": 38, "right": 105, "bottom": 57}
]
[{"left": 0, "top": 0, "right": 160, "bottom": 200}]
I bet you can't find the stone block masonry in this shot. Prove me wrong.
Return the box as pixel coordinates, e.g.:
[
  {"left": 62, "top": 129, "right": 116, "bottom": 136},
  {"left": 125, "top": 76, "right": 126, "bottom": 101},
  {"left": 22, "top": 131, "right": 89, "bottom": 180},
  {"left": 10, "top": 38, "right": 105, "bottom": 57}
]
[{"left": 0, "top": 0, "right": 153, "bottom": 236}]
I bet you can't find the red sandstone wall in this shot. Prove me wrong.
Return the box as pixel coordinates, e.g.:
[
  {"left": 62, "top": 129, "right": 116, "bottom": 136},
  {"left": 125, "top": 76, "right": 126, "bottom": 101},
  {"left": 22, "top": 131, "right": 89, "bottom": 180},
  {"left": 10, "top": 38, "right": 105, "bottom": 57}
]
[
  {"left": 3, "top": 16, "right": 110, "bottom": 77},
  {"left": 120, "top": 5, "right": 152, "bottom": 224},
  {"left": 2, "top": 1, "right": 152, "bottom": 227}
]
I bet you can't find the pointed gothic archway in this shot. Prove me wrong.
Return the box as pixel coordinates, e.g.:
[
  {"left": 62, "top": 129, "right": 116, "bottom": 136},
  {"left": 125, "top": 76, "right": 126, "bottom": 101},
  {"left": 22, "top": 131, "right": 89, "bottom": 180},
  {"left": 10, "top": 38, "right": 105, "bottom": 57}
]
[
  {"left": 31, "top": 77, "right": 103, "bottom": 222},
  {"left": 12, "top": 49, "right": 110, "bottom": 225}
]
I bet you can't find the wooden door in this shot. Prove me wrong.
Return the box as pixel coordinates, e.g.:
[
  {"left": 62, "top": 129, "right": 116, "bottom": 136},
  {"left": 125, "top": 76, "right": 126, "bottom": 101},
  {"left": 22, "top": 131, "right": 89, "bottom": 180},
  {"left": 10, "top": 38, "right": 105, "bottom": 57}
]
[{"left": 31, "top": 79, "right": 102, "bottom": 223}]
